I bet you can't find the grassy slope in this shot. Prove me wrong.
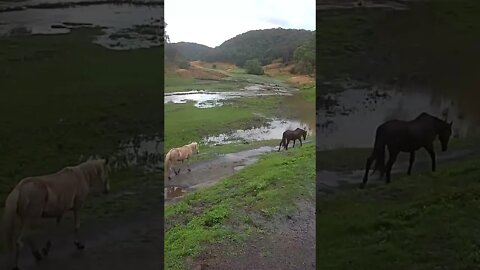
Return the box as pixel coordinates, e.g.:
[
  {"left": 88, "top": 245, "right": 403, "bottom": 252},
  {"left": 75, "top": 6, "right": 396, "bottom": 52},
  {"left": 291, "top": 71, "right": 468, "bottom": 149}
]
[
  {"left": 165, "top": 144, "right": 315, "bottom": 270},
  {"left": 318, "top": 155, "right": 480, "bottom": 270},
  {"left": 0, "top": 28, "right": 163, "bottom": 249},
  {"left": 0, "top": 29, "right": 163, "bottom": 200}
]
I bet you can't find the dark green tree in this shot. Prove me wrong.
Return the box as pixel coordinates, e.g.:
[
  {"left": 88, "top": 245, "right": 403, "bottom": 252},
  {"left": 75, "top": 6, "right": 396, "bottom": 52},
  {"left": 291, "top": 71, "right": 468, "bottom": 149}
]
[{"left": 244, "top": 59, "right": 264, "bottom": 75}]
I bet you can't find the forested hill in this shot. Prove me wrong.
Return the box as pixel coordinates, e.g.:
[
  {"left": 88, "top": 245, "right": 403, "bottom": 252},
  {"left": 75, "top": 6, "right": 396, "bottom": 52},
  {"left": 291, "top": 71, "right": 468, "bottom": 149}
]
[
  {"left": 168, "top": 28, "right": 314, "bottom": 66},
  {"left": 166, "top": 42, "right": 213, "bottom": 62}
]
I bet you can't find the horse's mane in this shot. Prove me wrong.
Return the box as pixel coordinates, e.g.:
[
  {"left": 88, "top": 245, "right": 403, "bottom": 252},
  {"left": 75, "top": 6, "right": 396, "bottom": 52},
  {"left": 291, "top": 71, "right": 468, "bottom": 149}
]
[{"left": 74, "top": 159, "right": 107, "bottom": 185}]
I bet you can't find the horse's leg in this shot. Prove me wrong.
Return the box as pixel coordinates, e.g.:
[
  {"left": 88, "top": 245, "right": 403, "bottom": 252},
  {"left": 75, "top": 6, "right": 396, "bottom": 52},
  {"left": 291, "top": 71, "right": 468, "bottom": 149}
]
[
  {"left": 12, "top": 220, "right": 26, "bottom": 270},
  {"left": 42, "top": 217, "right": 60, "bottom": 257},
  {"left": 286, "top": 139, "right": 290, "bottom": 150},
  {"left": 187, "top": 158, "right": 192, "bottom": 172},
  {"left": 360, "top": 154, "right": 375, "bottom": 188},
  {"left": 385, "top": 149, "right": 400, "bottom": 184},
  {"left": 73, "top": 209, "right": 85, "bottom": 250},
  {"left": 22, "top": 219, "right": 43, "bottom": 262},
  {"left": 407, "top": 151, "right": 415, "bottom": 176},
  {"left": 278, "top": 139, "right": 283, "bottom": 152},
  {"left": 300, "top": 138, "right": 303, "bottom": 147},
  {"left": 425, "top": 144, "right": 436, "bottom": 172}
]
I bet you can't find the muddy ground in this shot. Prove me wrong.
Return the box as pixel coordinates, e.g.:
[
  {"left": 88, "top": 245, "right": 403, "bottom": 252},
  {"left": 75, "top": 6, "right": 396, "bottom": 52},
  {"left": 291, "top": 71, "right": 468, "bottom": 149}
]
[
  {"left": 0, "top": 201, "right": 162, "bottom": 270},
  {"left": 192, "top": 200, "right": 315, "bottom": 270}
]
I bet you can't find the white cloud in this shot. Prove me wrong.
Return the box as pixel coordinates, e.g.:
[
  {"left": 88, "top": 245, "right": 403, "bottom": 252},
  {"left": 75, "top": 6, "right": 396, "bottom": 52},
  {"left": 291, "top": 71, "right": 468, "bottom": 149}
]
[{"left": 165, "top": 0, "right": 315, "bottom": 47}]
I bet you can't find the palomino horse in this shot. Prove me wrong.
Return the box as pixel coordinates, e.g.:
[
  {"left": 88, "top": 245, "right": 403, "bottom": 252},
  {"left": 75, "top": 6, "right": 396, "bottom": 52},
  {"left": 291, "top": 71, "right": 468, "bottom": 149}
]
[
  {"left": 165, "top": 142, "right": 199, "bottom": 180},
  {"left": 278, "top": 128, "right": 307, "bottom": 151},
  {"left": 3, "top": 158, "right": 111, "bottom": 270},
  {"left": 360, "top": 112, "right": 452, "bottom": 188}
]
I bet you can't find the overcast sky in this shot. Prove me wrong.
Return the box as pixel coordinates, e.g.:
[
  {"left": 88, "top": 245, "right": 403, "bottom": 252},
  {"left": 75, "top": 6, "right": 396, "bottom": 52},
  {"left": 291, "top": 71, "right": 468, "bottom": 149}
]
[{"left": 165, "top": 0, "right": 315, "bottom": 48}]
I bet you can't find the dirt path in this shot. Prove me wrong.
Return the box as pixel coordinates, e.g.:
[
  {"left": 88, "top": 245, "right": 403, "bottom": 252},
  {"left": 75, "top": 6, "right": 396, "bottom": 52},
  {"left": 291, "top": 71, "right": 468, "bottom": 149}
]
[
  {"left": 165, "top": 142, "right": 314, "bottom": 205},
  {"left": 318, "top": 147, "right": 479, "bottom": 195},
  {"left": 0, "top": 209, "right": 162, "bottom": 270},
  {"left": 165, "top": 143, "right": 316, "bottom": 269},
  {"left": 193, "top": 200, "right": 315, "bottom": 270}
]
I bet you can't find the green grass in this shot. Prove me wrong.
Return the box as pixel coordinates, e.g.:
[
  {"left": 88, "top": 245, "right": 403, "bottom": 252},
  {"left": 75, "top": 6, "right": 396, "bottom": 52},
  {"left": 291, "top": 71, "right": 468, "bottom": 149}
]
[
  {"left": 164, "top": 96, "right": 282, "bottom": 151},
  {"left": 164, "top": 74, "right": 249, "bottom": 93},
  {"left": 299, "top": 82, "right": 315, "bottom": 103},
  {"left": 317, "top": 155, "right": 480, "bottom": 270},
  {"left": 0, "top": 28, "right": 162, "bottom": 210},
  {"left": 165, "top": 144, "right": 315, "bottom": 270},
  {"left": 317, "top": 0, "right": 480, "bottom": 96},
  {"left": 317, "top": 137, "right": 480, "bottom": 171}
]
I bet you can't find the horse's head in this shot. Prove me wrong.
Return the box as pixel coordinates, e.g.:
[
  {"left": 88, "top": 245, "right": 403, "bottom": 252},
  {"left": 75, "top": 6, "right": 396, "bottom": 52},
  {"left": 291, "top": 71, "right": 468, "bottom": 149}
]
[
  {"left": 439, "top": 121, "right": 453, "bottom": 152},
  {"left": 302, "top": 129, "right": 307, "bottom": 140},
  {"left": 192, "top": 142, "right": 199, "bottom": 154},
  {"left": 99, "top": 158, "right": 111, "bottom": 194}
]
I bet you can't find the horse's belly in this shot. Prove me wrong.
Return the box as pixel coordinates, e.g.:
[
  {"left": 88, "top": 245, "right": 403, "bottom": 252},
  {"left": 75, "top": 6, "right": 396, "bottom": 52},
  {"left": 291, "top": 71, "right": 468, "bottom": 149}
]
[{"left": 42, "top": 208, "right": 65, "bottom": 218}]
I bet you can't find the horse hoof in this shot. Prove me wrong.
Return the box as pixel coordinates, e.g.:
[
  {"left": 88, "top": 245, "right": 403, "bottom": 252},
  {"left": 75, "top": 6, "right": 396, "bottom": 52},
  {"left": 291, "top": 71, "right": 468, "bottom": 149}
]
[
  {"left": 75, "top": 242, "right": 85, "bottom": 250},
  {"left": 33, "top": 250, "right": 43, "bottom": 262}
]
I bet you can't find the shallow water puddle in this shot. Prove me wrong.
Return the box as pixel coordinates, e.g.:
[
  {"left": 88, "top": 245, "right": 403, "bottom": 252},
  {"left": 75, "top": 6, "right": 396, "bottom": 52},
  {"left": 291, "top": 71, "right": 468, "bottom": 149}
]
[
  {"left": 164, "top": 186, "right": 186, "bottom": 200},
  {"left": 0, "top": 3, "right": 163, "bottom": 49},
  {"left": 203, "top": 119, "right": 314, "bottom": 145},
  {"left": 317, "top": 88, "right": 480, "bottom": 150},
  {"left": 164, "top": 146, "right": 278, "bottom": 204},
  {"left": 164, "top": 84, "right": 294, "bottom": 108},
  {"left": 114, "top": 135, "right": 163, "bottom": 172}
]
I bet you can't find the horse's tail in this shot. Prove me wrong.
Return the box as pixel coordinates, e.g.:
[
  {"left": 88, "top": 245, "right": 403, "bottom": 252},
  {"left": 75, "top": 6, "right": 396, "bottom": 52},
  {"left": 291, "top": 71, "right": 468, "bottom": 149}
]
[
  {"left": 4, "top": 186, "right": 20, "bottom": 254},
  {"left": 165, "top": 150, "right": 172, "bottom": 178},
  {"left": 370, "top": 127, "right": 386, "bottom": 177}
]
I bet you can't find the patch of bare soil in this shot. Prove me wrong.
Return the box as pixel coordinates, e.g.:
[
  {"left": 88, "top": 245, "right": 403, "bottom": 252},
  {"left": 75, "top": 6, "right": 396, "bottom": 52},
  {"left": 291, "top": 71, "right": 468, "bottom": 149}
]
[
  {"left": 264, "top": 63, "right": 315, "bottom": 86},
  {"left": 191, "top": 200, "right": 315, "bottom": 270},
  {"left": 0, "top": 205, "right": 162, "bottom": 270},
  {"left": 288, "top": 76, "right": 315, "bottom": 85}
]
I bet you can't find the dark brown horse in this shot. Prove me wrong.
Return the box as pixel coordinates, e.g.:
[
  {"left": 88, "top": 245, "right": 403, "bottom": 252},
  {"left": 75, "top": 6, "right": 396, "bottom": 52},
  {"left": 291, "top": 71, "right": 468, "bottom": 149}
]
[
  {"left": 360, "top": 112, "right": 452, "bottom": 188},
  {"left": 278, "top": 128, "right": 307, "bottom": 151}
]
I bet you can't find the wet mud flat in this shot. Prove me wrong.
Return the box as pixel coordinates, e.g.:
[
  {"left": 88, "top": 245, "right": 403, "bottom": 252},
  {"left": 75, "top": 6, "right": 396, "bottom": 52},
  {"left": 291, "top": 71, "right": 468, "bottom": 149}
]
[
  {"left": 317, "top": 147, "right": 479, "bottom": 195},
  {"left": 164, "top": 84, "right": 295, "bottom": 108},
  {"left": 165, "top": 141, "right": 314, "bottom": 204},
  {"left": 0, "top": 212, "right": 162, "bottom": 270},
  {"left": 164, "top": 146, "right": 276, "bottom": 204},
  {"left": 203, "top": 119, "right": 313, "bottom": 145},
  {"left": 0, "top": 3, "right": 163, "bottom": 49}
]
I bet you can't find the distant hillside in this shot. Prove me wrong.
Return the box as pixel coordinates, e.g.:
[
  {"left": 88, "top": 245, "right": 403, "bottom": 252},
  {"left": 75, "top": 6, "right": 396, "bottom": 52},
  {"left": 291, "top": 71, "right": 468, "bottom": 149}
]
[
  {"left": 167, "top": 42, "right": 213, "bottom": 61},
  {"left": 168, "top": 28, "right": 314, "bottom": 67}
]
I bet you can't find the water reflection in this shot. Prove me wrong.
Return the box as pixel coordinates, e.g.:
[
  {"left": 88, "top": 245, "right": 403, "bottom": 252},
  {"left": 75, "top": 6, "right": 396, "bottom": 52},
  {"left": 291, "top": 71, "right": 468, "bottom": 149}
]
[
  {"left": 115, "top": 135, "right": 163, "bottom": 172},
  {"left": 203, "top": 119, "right": 313, "bottom": 145},
  {"left": 164, "top": 85, "right": 294, "bottom": 108},
  {"left": 317, "top": 87, "right": 479, "bottom": 150},
  {"left": 0, "top": 4, "right": 163, "bottom": 49}
]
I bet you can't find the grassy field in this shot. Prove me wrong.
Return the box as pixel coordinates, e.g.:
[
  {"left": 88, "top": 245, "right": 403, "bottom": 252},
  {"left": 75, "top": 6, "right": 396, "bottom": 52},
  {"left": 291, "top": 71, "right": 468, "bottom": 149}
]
[
  {"left": 164, "top": 61, "right": 313, "bottom": 153},
  {"left": 317, "top": 154, "right": 480, "bottom": 270},
  {"left": 0, "top": 28, "right": 162, "bottom": 215},
  {"left": 165, "top": 144, "right": 315, "bottom": 270}
]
